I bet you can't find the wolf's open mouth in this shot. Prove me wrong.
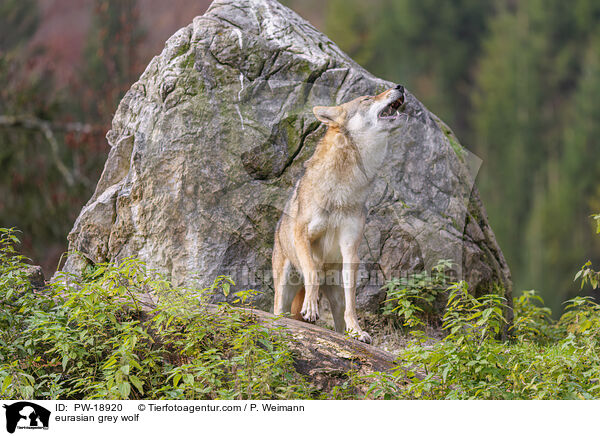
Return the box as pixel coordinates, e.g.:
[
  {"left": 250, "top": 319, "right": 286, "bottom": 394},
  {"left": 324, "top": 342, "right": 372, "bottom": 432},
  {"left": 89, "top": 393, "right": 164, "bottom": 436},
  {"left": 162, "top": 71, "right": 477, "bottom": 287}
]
[{"left": 378, "top": 97, "right": 405, "bottom": 120}]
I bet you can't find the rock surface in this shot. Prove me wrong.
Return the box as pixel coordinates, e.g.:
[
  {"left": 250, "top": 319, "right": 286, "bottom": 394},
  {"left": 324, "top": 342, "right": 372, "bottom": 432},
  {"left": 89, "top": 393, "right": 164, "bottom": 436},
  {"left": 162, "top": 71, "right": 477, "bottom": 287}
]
[
  {"left": 61, "top": 0, "right": 512, "bottom": 322},
  {"left": 24, "top": 264, "right": 45, "bottom": 289}
]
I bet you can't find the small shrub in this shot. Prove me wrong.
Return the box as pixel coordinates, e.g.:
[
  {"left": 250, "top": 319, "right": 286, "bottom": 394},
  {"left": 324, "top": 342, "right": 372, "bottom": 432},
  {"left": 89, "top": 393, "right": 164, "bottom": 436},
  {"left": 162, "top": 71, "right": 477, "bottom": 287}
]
[
  {"left": 511, "top": 290, "right": 554, "bottom": 341},
  {"left": 381, "top": 259, "right": 453, "bottom": 327},
  {"left": 573, "top": 214, "right": 600, "bottom": 290},
  {"left": 0, "top": 228, "right": 315, "bottom": 400},
  {"left": 5, "top": 221, "right": 600, "bottom": 400},
  {"left": 347, "top": 280, "right": 600, "bottom": 399}
]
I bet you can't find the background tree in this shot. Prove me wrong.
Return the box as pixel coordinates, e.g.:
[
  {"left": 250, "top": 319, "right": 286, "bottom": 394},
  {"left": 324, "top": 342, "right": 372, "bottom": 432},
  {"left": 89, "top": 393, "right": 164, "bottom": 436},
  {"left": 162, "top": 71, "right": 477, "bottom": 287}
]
[
  {"left": 81, "top": 0, "right": 143, "bottom": 123},
  {"left": 0, "top": 0, "right": 143, "bottom": 275},
  {"left": 0, "top": 0, "right": 76, "bottom": 272},
  {"left": 471, "top": 0, "right": 600, "bottom": 310},
  {"left": 526, "top": 30, "right": 600, "bottom": 306},
  {"left": 322, "top": 0, "right": 492, "bottom": 138},
  {"left": 470, "top": 1, "right": 547, "bottom": 297}
]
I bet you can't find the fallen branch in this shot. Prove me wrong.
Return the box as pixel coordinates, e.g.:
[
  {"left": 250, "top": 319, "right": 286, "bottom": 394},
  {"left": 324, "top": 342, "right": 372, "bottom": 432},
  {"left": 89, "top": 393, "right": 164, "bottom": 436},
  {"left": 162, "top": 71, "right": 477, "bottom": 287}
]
[
  {"left": 0, "top": 114, "right": 104, "bottom": 187},
  {"left": 135, "top": 292, "right": 423, "bottom": 393},
  {"left": 0, "top": 115, "right": 102, "bottom": 135},
  {"left": 246, "top": 308, "right": 418, "bottom": 392}
]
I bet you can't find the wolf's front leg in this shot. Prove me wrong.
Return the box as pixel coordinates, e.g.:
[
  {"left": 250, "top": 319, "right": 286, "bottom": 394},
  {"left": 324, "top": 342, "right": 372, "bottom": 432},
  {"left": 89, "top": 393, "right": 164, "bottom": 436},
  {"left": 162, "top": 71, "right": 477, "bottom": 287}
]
[
  {"left": 341, "top": 260, "right": 371, "bottom": 343},
  {"left": 340, "top": 224, "right": 371, "bottom": 344}
]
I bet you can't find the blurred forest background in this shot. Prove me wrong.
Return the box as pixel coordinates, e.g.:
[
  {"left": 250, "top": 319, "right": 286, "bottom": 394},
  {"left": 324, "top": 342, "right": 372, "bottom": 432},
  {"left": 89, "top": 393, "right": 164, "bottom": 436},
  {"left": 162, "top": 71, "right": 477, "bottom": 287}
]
[{"left": 1, "top": 0, "right": 599, "bottom": 313}]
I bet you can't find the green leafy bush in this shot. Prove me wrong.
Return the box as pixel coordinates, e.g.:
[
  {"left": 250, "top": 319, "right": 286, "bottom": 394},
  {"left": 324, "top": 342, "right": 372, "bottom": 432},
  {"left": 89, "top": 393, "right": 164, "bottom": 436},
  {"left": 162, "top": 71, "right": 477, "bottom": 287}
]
[
  {"left": 381, "top": 259, "right": 453, "bottom": 327},
  {"left": 511, "top": 290, "right": 554, "bottom": 341},
  {"left": 5, "top": 222, "right": 600, "bottom": 400},
  {"left": 0, "top": 228, "right": 314, "bottom": 400},
  {"left": 357, "top": 214, "right": 600, "bottom": 400},
  {"left": 574, "top": 215, "right": 600, "bottom": 290},
  {"left": 348, "top": 281, "right": 600, "bottom": 399}
]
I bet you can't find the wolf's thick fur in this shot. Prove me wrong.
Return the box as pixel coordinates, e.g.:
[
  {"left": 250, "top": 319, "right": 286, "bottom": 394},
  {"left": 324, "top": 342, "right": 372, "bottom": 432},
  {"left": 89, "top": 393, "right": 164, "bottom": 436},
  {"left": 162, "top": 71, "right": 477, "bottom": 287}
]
[{"left": 273, "top": 85, "right": 405, "bottom": 343}]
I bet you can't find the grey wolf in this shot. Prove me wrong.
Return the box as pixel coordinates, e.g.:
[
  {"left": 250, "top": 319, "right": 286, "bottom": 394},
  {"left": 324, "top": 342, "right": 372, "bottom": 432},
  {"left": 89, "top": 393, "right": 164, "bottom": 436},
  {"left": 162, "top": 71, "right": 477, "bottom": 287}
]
[{"left": 272, "top": 84, "right": 406, "bottom": 343}]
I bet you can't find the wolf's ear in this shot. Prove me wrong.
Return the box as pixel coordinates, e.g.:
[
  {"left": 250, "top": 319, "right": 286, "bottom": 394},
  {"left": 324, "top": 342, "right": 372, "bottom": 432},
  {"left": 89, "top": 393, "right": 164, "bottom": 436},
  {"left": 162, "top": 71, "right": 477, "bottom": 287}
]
[{"left": 313, "top": 106, "right": 343, "bottom": 125}]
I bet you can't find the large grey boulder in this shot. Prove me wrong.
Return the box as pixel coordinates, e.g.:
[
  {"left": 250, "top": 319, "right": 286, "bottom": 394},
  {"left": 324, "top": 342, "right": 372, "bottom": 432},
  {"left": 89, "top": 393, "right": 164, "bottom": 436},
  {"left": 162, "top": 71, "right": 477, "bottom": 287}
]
[{"left": 62, "top": 0, "right": 512, "bottom": 321}]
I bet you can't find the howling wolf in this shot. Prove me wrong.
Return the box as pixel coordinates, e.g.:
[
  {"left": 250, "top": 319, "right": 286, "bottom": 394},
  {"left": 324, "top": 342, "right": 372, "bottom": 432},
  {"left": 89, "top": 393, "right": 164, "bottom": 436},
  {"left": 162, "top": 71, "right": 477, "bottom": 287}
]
[{"left": 272, "top": 84, "right": 406, "bottom": 343}]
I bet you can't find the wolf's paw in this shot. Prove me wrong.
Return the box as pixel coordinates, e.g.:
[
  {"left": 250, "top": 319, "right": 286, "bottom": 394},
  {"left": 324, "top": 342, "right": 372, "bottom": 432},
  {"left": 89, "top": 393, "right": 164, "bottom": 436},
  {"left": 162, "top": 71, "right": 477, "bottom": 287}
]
[
  {"left": 348, "top": 329, "right": 372, "bottom": 344},
  {"left": 300, "top": 299, "right": 319, "bottom": 322}
]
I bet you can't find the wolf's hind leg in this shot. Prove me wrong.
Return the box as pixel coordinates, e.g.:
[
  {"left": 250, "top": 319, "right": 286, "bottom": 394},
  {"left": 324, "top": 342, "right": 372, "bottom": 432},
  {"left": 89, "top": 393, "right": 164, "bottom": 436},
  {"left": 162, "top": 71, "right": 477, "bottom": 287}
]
[
  {"left": 290, "top": 287, "right": 306, "bottom": 321},
  {"left": 273, "top": 240, "right": 285, "bottom": 315},
  {"left": 322, "top": 284, "right": 346, "bottom": 333},
  {"left": 274, "top": 241, "right": 300, "bottom": 315},
  {"left": 294, "top": 228, "right": 321, "bottom": 322},
  {"left": 274, "top": 259, "right": 302, "bottom": 315}
]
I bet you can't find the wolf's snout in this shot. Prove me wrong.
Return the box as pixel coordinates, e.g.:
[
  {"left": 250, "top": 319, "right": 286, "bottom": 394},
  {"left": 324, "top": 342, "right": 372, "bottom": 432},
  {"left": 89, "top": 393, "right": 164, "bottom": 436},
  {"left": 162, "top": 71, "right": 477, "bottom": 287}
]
[
  {"left": 395, "top": 84, "right": 405, "bottom": 105},
  {"left": 395, "top": 84, "right": 405, "bottom": 100},
  {"left": 378, "top": 85, "right": 406, "bottom": 120}
]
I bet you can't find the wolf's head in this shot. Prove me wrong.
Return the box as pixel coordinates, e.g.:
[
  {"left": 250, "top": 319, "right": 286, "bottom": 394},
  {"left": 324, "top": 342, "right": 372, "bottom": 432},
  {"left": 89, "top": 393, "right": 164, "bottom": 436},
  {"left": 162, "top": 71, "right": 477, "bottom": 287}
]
[{"left": 312, "top": 85, "right": 406, "bottom": 145}]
